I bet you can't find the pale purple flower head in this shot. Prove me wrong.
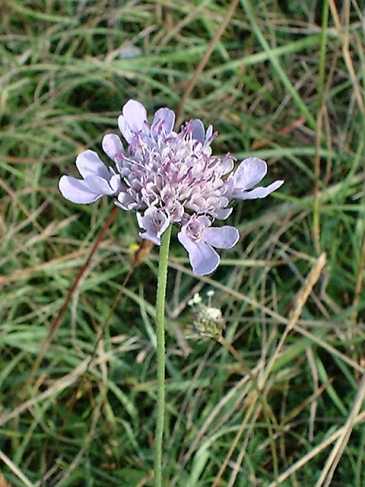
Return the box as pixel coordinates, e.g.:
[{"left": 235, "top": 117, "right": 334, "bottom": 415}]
[{"left": 59, "top": 100, "right": 284, "bottom": 275}]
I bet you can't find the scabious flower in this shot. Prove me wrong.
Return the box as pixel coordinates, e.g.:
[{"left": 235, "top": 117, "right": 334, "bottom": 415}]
[
  {"left": 188, "top": 291, "right": 225, "bottom": 340},
  {"left": 59, "top": 100, "right": 283, "bottom": 275}
]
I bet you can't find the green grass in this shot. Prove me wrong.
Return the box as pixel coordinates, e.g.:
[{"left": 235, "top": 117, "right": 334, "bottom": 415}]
[{"left": 1, "top": 0, "right": 365, "bottom": 485}]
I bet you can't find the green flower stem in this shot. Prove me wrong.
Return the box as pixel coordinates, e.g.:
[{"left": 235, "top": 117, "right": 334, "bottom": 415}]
[{"left": 154, "top": 224, "right": 172, "bottom": 487}]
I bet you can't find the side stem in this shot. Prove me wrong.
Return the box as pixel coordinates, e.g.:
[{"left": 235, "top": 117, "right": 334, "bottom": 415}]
[{"left": 154, "top": 225, "right": 172, "bottom": 487}]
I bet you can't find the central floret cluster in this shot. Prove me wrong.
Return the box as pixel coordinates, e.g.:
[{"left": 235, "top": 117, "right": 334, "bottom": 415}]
[{"left": 59, "top": 100, "right": 283, "bottom": 275}]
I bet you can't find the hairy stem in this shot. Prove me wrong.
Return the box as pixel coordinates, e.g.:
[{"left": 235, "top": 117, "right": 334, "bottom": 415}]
[{"left": 154, "top": 225, "right": 172, "bottom": 487}]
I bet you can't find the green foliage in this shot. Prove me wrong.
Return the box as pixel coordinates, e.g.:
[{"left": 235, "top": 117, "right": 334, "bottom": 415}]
[{"left": 1, "top": 0, "right": 365, "bottom": 485}]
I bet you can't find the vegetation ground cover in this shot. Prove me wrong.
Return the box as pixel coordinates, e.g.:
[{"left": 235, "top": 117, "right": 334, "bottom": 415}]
[{"left": 1, "top": 1, "right": 365, "bottom": 485}]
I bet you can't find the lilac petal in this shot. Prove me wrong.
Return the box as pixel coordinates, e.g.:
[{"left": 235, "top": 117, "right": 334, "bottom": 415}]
[
  {"left": 136, "top": 213, "right": 159, "bottom": 245},
  {"left": 118, "top": 115, "right": 133, "bottom": 143},
  {"left": 197, "top": 215, "right": 211, "bottom": 228},
  {"left": 205, "top": 124, "right": 213, "bottom": 142},
  {"left": 165, "top": 200, "right": 184, "bottom": 222},
  {"left": 138, "top": 231, "right": 159, "bottom": 245},
  {"left": 233, "top": 157, "right": 267, "bottom": 191},
  {"left": 234, "top": 179, "right": 284, "bottom": 200},
  {"left": 102, "top": 134, "right": 124, "bottom": 163},
  {"left": 203, "top": 226, "right": 239, "bottom": 249},
  {"left": 76, "top": 150, "right": 109, "bottom": 179},
  {"left": 117, "top": 191, "right": 137, "bottom": 210},
  {"left": 122, "top": 99, "right": 147, "bottom": 132},
  {"left": 215, "top": 207, "right": 233, "bottom": 220},
  {"left": 59, "top": 176, "right": 101, "bottom": 204},
  {"left": 137, "top": 207, "right": 170, "bottom": 245},
  {"left": 109, "top": 174, "right": 122, "bottom": 193},
  {"left": 84, "top": 175, "right": 114, "bottom": 195},
  {"left": 152, "top": 108, "right": 175, "bottom": 135},
  {"left": 178, "top": 230, "right": 220, "bottom": 276},
  {"left": 190, "top": 119, "right": 205, "bottom": 143},
  {"left": 220, "top": 156, "right": 234, "bottom": 175}
]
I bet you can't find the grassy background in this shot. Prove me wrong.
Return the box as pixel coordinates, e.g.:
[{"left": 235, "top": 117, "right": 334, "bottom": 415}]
[{"left": 1, "top": 0, "right": 365, "bottom": 485}]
